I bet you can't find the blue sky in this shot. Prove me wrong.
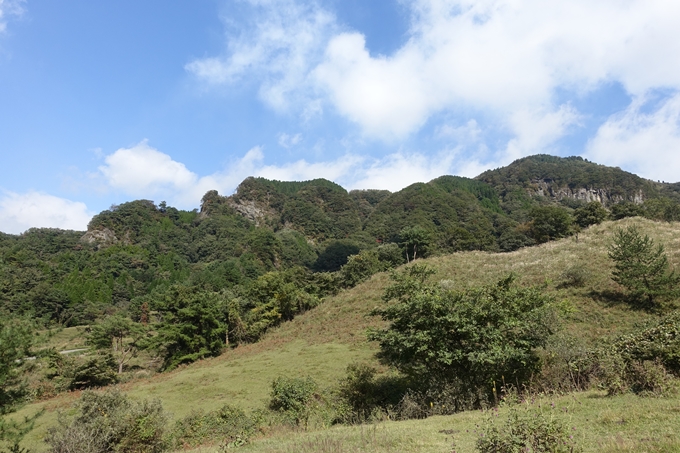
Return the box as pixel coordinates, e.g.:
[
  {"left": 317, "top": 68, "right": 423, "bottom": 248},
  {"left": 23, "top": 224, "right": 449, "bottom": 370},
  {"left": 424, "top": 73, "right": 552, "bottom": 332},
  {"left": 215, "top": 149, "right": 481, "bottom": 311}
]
[{"left": 1, "top": 0, "right": 680, "bottom": 234}]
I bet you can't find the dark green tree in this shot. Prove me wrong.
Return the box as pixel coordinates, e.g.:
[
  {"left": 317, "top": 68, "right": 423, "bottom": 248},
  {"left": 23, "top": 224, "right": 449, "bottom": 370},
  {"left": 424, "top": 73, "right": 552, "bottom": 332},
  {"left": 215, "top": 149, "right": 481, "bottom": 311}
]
[
  {"left": 0, "top": 317, "right": 35, "bottom": 447},
  {"left": 0, "top": 318, "right": 32, "bottom": 415},
  {"left": 369, "top": 266, "right": 559, "bottom": 394},
  {"left": 573, "top": 201, "right": 608, "bottom": 228},
  {"left": 151, "top": 286, "right": 226, "bottom": 370},
  {"left": 527, "top": 206, "right": 573, "bottom": 243},
  {"left": 608, "top": 226, "right": 679, "bottom": 308}
]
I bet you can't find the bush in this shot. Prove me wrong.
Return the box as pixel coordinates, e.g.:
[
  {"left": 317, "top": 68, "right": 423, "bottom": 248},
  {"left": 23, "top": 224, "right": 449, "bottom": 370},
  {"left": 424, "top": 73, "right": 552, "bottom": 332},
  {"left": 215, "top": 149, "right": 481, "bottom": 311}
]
[
  {"left": 67, "top": 354, "right": 119, "bottom": 390},
  {"left": 558, "top": 265, "right": 589, "bottom": 288},
  {"left": 477, "top": 404, "right": 582, "bottom": 453},
  {"left": 269, "top": 376, "right": 318, "bottom": 426},
  {"left": 171, "top": 405, "right": 257, "bottom": 449},
  {"left": 611, "top": 311, "right": 680, "bottom": 375},
  {"left": 335, "top": 363, "right": 408, "bottom": 423},
  {"left": 370, "top": 267, "right": 560, "bottom": 400},
  {"left": 45, "top": 390, "right": 168, "bottom": 453}
]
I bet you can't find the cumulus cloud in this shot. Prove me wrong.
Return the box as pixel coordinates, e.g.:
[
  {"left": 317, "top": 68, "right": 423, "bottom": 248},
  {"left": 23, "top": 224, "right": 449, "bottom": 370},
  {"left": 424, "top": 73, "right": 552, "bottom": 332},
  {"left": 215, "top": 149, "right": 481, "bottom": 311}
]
[
  {"left": 585, "top": 94, "right": 680, "bottom": 183},
  {"left": 188, "top": 0, "right": 680, "bottom": 164},
  {"left": 0, "top": 191, "right": 93, "bottom": 234},
  {"left": 97, "top": 139, "right": 499, "bottom": 206},
  {"left": 99, "top": 140, "right": 197, "bottom": 196}
]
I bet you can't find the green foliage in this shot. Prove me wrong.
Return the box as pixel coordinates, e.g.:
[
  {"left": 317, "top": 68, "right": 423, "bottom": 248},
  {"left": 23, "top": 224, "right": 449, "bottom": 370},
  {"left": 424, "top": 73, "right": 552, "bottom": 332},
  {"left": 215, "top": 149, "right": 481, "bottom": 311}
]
[
  {"left": 243, "top": 268, "right": 324, "bottom": 341},
  {"left": 151, "top": 286, "right": 226, "bottom": 370},
  {"left": 642, "top": 197, "right": 680, "bottom": 222},
  {"left": 611, "top": 311, "right": 680, "bottom": 375},
  {"left": 476, "top": 404, "right": 582, "bottom": 453},
  {"left": 399, "top": 226, "right": 430, "bottom": 262},
  {"left": 313, "top": 240, "right": 360, "bottom": 272},
  {"left": 0, "top": 318, "right": 32, "bottom": 414},
  {"left": 171, "top": 404, "right": 257, "bottom": 449},
  {"left": 527, "top": 206, "right": 573, "bottom": 243},
  {"left": 67, "top": 354, "right": 119, "bottom": 390},
  {"left": 370, "top": 268, "right": 559, "bottom": 396},
  {"left": 336, "top": 363, "right": 407, "bottom": 423},
  {"left": 269, "top": 376, "right": 318, "bottom": 425},
  {"left": 573, "top": 201, "right": 608, "bottom": 228},
  {"left": 364, "top": 181, "right": 499, "bottom": 254},
  {"left": 87, "top": 316, "right": 146, "bottom": 374},
  {"left": 45, "top": 389, "right": 168, "bottom": 453},
  {"left": 336, "top": 246, "right": 403, "bottom": 289},
  {"left": 608, "top": 226, "right": 679, "bottom": 308},
  {"left": 610, "top": 201, "right": 643, "bottom": 220}
]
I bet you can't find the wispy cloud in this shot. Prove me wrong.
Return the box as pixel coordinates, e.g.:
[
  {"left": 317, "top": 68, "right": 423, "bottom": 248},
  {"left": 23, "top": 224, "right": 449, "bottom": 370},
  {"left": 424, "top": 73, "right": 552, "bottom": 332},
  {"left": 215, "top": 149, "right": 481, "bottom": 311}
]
[
  {"left": 185, "top": 0, "right": 336, "bottom": 111},
  {"left": 0, "top": 0, "right": 25, "bottom": 33}
]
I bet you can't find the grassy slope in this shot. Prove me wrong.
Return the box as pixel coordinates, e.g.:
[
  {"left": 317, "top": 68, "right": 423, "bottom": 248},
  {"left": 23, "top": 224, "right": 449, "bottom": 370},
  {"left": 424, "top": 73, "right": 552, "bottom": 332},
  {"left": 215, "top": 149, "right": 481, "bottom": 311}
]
[{"left": 14, "top": 218, "right": 680, "bottom": 451}]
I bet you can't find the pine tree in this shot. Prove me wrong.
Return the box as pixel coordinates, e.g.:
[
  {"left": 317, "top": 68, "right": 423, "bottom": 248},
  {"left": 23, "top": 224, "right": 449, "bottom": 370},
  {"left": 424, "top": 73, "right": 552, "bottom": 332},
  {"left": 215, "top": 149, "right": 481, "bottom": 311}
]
[{"left": 608, "top": 226, "right": 678, "bottom": 307}]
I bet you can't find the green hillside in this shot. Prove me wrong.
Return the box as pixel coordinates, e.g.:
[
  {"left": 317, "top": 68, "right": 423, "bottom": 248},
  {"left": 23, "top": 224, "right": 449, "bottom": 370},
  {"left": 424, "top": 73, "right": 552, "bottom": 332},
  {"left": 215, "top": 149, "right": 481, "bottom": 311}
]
[
  {"left": 3, "top": 155, "right": 680, "bottom": 452},
  {"left": 9, "top": 217, "right": 680, "bottom": 451}
]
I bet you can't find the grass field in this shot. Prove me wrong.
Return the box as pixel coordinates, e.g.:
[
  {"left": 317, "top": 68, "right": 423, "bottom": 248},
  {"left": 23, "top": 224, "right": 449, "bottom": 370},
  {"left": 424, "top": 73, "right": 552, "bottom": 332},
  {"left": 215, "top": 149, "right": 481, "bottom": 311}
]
[
  {"left": 179, "top": 390, "right": 680, "bottom": 453},
  {"left": 11, "top": 218, "right": 680, "bottom": 452}
]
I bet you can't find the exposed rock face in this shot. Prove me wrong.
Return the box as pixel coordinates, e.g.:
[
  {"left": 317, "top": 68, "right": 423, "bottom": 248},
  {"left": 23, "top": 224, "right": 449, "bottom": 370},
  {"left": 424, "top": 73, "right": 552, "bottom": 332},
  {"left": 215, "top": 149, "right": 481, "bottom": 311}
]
[
  {"left": 227, "top": 199, "right": 275, "bottom": 227},
  {"left": 80, "top": 228, "right": 119, "bottom": 248},
  {"left": 532, "top": 179, "right": 645, "bottom": 206}
]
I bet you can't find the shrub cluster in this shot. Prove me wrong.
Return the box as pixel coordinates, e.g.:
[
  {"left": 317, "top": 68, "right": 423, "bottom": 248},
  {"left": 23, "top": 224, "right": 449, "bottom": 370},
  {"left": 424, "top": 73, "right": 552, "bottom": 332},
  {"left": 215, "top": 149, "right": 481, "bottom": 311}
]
[
  {"left": 476, "top": 404, "right": 582, "bottom": 453},
  {"left": 171, "top": 405, "right": 258, "bottom": 449},
  {"left": 45, "top": 390, "right": 167, "bottom": 453}
]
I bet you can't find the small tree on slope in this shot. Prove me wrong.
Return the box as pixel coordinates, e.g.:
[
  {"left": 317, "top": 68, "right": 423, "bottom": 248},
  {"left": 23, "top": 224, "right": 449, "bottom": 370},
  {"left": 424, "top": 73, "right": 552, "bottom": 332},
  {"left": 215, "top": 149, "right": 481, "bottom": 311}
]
[{"left": 608, "top": 226, "right": 679, "bottom": 309}]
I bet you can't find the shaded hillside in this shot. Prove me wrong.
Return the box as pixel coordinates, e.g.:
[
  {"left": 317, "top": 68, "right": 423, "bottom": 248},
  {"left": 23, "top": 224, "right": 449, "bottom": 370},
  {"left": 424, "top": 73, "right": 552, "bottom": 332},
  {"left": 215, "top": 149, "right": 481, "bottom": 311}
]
[{"left": 363, "top": 176, "right": 510, "bottom": 253}]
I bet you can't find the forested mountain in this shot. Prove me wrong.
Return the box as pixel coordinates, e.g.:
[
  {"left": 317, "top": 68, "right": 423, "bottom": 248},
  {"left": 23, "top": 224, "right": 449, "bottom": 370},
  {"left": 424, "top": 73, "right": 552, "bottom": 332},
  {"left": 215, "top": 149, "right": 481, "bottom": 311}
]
[{"left": 2, "top": 154, "right": 680, "bottom": 331}]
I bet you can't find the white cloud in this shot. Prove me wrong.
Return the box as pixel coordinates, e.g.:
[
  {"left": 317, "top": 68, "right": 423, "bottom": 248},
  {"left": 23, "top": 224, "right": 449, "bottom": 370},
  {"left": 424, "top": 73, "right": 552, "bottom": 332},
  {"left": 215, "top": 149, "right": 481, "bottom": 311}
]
[
  {"left": 585, "top": 94, "right": 680, "bottom": 183},
  {"left": 99, "top": 140, "right": 197, "bottom": 196},
  {"left": 0, "top": 191, "right": 93, "bottom": 234},
  {"left": 95, "top": 139, "right": 500, "bottom": 207},
  {"left": 278, "top": 132, "right": 302, "bottom": 148},
  {"left": 0, "top": 0, "right": 24, "bottom": 33},
  {"left": 189, "top": 0, "right": 680, "bottom": 161},
  {"left": 185, "top": 0, "right": 335, "bottom": 111}
]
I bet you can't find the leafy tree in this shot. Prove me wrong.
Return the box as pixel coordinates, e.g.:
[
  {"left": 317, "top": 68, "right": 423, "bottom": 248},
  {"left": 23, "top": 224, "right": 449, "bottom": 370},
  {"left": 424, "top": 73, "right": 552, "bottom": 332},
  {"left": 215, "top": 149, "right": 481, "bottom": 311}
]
[
  {"left": 608, "top": 226, "right": 679, "bottom": 308},
  {"left": 87, "top": 316, "right": 146, "bottom": 374},
  {"left": 399, "top": 226, "right": 430, "bottom": 262},
  {"left": 527, "top": 206, "right": 573, "bottom": 243},
  {"left": 369, "top": 267, "right": 559, "bottom": 394},
  {"left": 573, "top": 201, "right": 608, "bottom": 228}
]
